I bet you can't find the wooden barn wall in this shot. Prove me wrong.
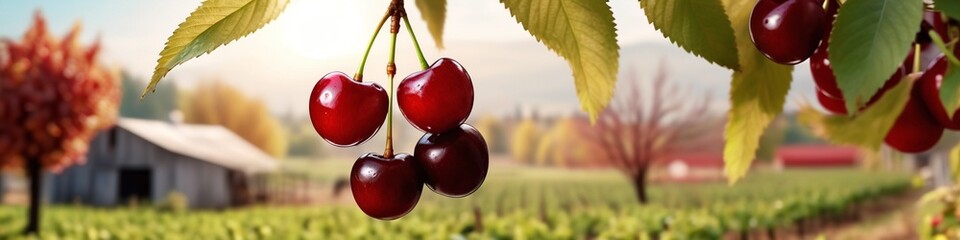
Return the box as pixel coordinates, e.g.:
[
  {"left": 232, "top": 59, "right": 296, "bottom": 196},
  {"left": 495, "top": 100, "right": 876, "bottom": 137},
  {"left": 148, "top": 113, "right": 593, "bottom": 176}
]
[{"left": 49, "top": 127, "right": 232, "bottom": 208}]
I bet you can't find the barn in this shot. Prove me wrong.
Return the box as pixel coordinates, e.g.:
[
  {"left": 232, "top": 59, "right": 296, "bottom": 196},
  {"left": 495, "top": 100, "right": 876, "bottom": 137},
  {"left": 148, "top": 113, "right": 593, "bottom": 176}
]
[
  {"left": 776, "top": 145, "right": 860, "bottom": 168},
  {"left": 48, "top": 118, "right": 277, "bottom": 209}
]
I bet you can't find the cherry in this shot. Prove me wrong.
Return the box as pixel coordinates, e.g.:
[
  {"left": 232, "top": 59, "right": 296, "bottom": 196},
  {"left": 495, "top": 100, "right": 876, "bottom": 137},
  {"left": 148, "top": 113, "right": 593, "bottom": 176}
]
[
  {"left": 414, "top": 124, "right": 488, "bottom": 198},
  {"left": 919, "top": 56, "right": 960, "bottom": 129},
  {"left": 810, "top": 0, "right": 841, "bottom": 98},
  {"left": 814, "top": 60, "right": 906, "bottom": 113},
  {"left": 398, "top": 58, "right": 474, "bottom": 133},
  {"left": 912, "top": 10, "right": 947, "bottom": 72},
  {"left": 917, "top": 10, "right": 949, "bottom": 46},
  {"left": 350, "top": 153, "right": 423, "bottom": 220},
  {"left": 813, "top": 43, "right": 914, "bottom": 110},
  {"left": 309, "top": 72, "right": 389, "bottom": 147},
  {"left": 750, "top": 0, "right": 827, "bottom": 65},
  {"left": 816, "top": 87, "right": 847, "bottom": 114},
  {"left": 885, "top": 80, "right": 944, "bottom": 153}
]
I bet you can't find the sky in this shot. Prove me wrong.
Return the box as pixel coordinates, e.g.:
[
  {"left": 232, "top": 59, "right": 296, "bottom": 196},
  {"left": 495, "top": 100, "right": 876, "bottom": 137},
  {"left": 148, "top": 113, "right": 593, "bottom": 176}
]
[{"left": 0, "top": 0, "right": 820, "bottom": 119}]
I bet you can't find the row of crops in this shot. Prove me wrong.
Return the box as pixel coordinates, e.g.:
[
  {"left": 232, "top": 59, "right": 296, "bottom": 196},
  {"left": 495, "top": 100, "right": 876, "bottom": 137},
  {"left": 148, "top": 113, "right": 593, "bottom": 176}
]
[{"left": 0, "top": 168, "right": 911, "bottom": 239}]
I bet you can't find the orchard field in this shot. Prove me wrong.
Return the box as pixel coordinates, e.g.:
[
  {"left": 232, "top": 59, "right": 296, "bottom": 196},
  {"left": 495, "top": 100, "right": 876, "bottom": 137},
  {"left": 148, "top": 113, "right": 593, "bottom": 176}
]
[{"left": 0, "top": 163, "right": 911, "bottom": 239}]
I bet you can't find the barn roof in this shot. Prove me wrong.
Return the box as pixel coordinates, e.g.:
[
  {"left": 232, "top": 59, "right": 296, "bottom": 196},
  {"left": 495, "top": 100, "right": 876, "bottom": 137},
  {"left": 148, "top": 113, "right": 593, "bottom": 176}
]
[
  {"left": 117, "top": 118, "right": 278, "bottom": 173},
  {"left": 776, "top": 145, "right": 859, "bottom": 167}
]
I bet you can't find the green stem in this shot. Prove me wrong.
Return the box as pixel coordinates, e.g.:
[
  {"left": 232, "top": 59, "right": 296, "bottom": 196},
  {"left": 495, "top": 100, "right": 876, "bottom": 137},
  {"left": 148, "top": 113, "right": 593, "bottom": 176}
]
[
  {"left": 402, "top": 15, "right": 429, "bottom": 69},
  {"left": 384, "top": 19, "right": 399, "bottom": 159},
  {"left": 354, "top": 9, "right": 392, "bottom": 81},
  {"left": 931, "top": 30, "right": 960, "bottom": 66}
]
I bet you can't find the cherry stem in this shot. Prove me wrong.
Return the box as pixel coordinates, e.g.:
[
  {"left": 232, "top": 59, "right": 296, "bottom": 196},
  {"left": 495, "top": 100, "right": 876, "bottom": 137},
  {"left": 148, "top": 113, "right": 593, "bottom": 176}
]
[
  {"left": 402, "top": 15, "right": 430, "bottom": 70},
  {"left": 355, "top": 9, "right": 392, "bottom": 81},
  {"left": 930, "top": 30, "right": 960, "bottom": 66},
  {"left": 384, "top": 0, "right": 403, "bottom": 159},
  {"left": 913, "top": 43, "right": 921, "bottom": 74}
]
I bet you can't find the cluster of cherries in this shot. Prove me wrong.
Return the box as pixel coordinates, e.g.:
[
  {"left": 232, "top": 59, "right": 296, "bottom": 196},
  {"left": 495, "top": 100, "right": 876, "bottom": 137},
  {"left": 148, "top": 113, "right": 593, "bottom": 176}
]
[
  {"left": 308, "top": 1, "right": 488, "bottom": 220},
  {"left": 751, "top": 0, "right": 959, "bottom": 153}
]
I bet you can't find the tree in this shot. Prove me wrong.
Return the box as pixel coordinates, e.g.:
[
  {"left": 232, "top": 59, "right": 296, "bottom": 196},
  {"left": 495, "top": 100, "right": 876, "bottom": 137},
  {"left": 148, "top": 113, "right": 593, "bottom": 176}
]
[
  {"left": 286, "top": 120, "right": 325, "bottom": 158},
  {"left": 0, "top": 14, "right": 120, "bottom": 235},
  {"left": 120, "top": 71, "right": 177, "bottom": 120},
  {"left": 179, "top": 81, "right": 288, "bottom": 158},
  {"left": 474, "top": 115, "right": 506, "bottom": 154},
  {"left": 586, "top": 63, "right": 722, "bottom": 203},
  {"left": 509, "top": 118, "right": 540, "bottom": 164},
  {"left": 756, "top": 117, "right": 787, "bottom": 162},
  {"left": 535, "top": 117, "right": 596, "bottom": 167}
]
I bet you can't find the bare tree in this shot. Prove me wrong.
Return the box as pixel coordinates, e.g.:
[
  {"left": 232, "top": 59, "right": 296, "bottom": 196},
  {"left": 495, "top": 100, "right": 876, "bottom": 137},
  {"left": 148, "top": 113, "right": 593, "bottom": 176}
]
[{"left": 586, "top": 62, "right": 722, "bottom": 203}]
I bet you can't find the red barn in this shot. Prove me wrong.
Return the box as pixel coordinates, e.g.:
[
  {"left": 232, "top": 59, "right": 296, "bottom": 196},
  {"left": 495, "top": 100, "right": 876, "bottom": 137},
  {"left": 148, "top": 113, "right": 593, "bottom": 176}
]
[{"left": 776, "top": 145, "right": 860, "bottom": 168}]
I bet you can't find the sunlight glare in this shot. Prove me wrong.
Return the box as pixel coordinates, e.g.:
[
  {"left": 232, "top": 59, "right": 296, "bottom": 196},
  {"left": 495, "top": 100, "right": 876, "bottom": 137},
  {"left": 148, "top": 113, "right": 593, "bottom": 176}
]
[{"left": 280, "top": 0, "right": 369, "bottom": 60}]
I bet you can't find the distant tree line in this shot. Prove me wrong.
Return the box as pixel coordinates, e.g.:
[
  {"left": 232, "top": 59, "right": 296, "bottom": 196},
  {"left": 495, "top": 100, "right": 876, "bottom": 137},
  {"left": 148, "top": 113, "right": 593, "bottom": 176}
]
[{"left": 119, "top": 74, "right": 295, "bottom": 159}]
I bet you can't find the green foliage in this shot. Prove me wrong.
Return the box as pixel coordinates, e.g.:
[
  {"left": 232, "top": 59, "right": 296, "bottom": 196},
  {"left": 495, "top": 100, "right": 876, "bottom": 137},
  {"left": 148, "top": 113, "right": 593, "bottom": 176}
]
[
  {"left": 828, "top": 0, "right": 923, "bottom": 111},
  {"left": 286, "top": 122, "right": 325, "bottom": 158},
  {"left": 942, "top": 69, "right": 960, "bottom": 119},
  {"left": 157, "top": 191, "right": 189, "bottom": 213},
  {"left": 936, "top": 0, "right": 960, "bottom": 21},
  {"left": 797, "top": 74, "right": 915, "bottom": 150},
  {"left": 120, "top": 72, "right": 177, "bottom": 120},
  {"left": 639, "top": 0, "right": 739, "bottom": 70},
  {"left": 721, "top": 0, "right": 794, "bottom": 184},
  {"left": 499, "top": 0, "right": 619, "bottom": 121},
  {"left": 144, "top": 0, "right": 290, "bottom": 98},
  {"left": 415, "top": 0, "right": 446, "bottom": 49},
  {"left": 755, "top": 118, "right": 786, "bottom": 162},
  {"left": 0, "top": 169, "right": 909, "bottom": 239},
  {"left": 781, "top": 113, "right": 824, "bottom": 145}
]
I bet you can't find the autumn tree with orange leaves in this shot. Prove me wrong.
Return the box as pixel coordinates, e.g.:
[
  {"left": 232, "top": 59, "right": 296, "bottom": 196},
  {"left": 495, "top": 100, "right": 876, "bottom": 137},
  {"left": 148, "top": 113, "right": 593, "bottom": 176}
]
[{"left": 0, "top": 14, "right": 120, "bottom": 235}]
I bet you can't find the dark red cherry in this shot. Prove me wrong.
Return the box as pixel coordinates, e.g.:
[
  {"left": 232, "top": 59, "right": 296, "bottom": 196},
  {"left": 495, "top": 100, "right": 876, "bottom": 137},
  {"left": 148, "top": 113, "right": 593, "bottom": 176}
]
[
  {"left": 912, "top": 10, "right": 947, "bottom": 70},
  {"left": 398, "top": 58, "right": 474, "bottom": 134},
  {"left": 917, "top": 10, "right": 949, "bottom": 45},
  {"left": 810, "top": 0, "right": 842, "bottom": 97},
  {"left": 350, "top": 153, "right": 423, "bottom": 220},
  {"left": 414, "top": 124, "right": 489, "bottom": 198},
  {"left": 309, "top": 72, "right": 389, "bottom": 147},
  {"left": 813, "top": 48, "right": 910, "bottom": 108},
  {"left": 885, "top": 79, "right": 944, "bottom": 153},
  {"left": 750, "top": 0, "right": 827, "bottom": 65},
  {"left": 919, "top": 56, "right": 960, "bottom": 129},
  {"left": 814, "top": 60, "right": 905, "bottom": 113},
  {"left": 816, "top": 88, "right": 847, "bottom": 114}
]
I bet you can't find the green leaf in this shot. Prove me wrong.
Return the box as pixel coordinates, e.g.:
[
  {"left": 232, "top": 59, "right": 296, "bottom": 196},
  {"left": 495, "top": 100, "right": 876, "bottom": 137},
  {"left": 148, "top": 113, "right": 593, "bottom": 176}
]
[
  {"left": 936, "top": 0, "right": 960, "bottom": 21},
  {"left": 942, "top": 68, "right": 960, "bottom": 119},
  {"left": 930, "top": 25, "right": 960, "bottom": 120},
  {"left": 500, "top": 0, "right": 619, "bottom": 121},
  {"left": 797, "top": 74, "right": 916, "bottom": 149},
  {"left": 721, "top": 0, "right": 793, "bottom": 184},
  {"left": 144, "top": 0, "right": 290, "bottom": 99},
  {"left": 828, "top": 0, "right": 922, "bottom": 112},
  {"left": 639, "top": 0, "right": 739, "bottom": 70},
  {"left": 930, "top": 30, "right": 960, "bottom": 66},
  {"left": 415, "top": 0, "right": 447, "bottom": 49}
]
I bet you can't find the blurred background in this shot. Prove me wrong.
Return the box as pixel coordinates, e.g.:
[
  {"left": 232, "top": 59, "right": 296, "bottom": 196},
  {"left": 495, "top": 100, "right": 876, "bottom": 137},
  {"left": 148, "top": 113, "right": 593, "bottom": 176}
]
[{"left": 0, "top": 0, "right": 941, "bottom": 239}]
